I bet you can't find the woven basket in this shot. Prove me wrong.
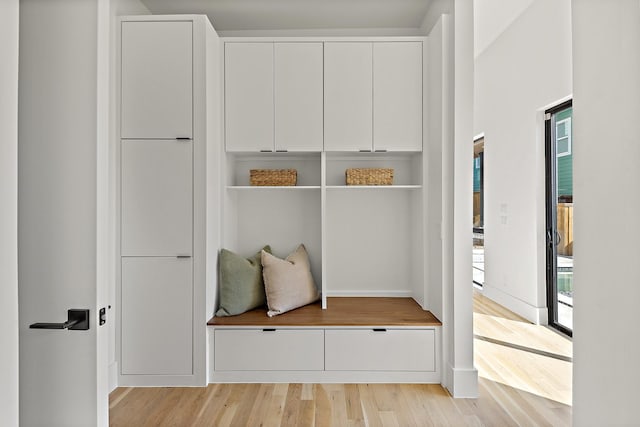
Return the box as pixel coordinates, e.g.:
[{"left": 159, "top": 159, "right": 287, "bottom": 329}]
[
  {"left": 345, "top": 168, "right": 394, "bottom": 185},
  {"left": 250, "top": 169, "right": 297, "bottom": 186}
]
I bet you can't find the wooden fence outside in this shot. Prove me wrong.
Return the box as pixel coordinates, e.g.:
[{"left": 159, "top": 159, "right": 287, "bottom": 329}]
[{"left": 557, "top": 203, "right": 573, "bottom": 256}]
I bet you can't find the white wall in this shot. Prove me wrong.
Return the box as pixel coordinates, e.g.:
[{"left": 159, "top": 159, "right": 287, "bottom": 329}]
[
  {"left": 572, "top": 0, "right": 640, "bottom": 424},
  {"left": 420, "top": 0, "right": 452, "bottom": 35},
  {"left": 473, "top": 0, "right": 572, "bottom": 322},
  {"left": 473, "top": 0, "right": 535, "bottom": 57},
  {"left": 0, "top": 0, "right": 20, "bottom": 425}
]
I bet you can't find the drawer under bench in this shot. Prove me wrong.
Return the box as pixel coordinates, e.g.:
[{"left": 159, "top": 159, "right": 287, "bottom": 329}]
[{"left": 208, "top": 297, "right": 441, "bottom": 383}]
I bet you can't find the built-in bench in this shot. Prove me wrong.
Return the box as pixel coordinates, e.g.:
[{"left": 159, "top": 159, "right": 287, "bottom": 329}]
[{"left": 207, "top": 297, "right": 442, "bottom": 384}]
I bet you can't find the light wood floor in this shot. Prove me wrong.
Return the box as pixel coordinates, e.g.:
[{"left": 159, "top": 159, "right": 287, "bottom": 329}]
[
  {"left": 110, "top": 292, "right": 573, "bottom": 426},
  {"left": 473, "top": 290, "right": 573, "bottom": 407}
]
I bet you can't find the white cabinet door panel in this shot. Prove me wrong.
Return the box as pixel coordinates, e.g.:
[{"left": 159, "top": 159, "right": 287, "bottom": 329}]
[
  {"left": 275, "top": 43, "right": 323, "bottom": 152},
  {"left": 324, "top": 43, "right": 373, "bottom": 151},
  {"left": 325, "top": 329, "right": 435, "bottom": 371},
  {"left": 121, "top": 257, "right": 193, "bottom": 375},
  {"left": 121, "top": 140, "right": 192, "bottom": 256},
  {"left": 373, "top": 42, "right": 423, "bottom": 151},
  {"left": 215, "top": 329, "right": 324, "bottom": 371},
  {"left": 121, "top": 21, "right": 192, "bottom": 139},
  {"left": 225, "top": 43, "right": 274, "bottom": 152}
]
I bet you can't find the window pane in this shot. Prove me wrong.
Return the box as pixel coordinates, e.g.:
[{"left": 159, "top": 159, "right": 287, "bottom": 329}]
[{"left": 557, "top": 137, "right": 569, "bottom": 155}]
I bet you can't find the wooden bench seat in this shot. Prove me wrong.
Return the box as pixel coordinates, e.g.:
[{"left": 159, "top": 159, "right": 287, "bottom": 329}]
[{"left": 207, "top": 297, "right": 441, "bottom": 327}]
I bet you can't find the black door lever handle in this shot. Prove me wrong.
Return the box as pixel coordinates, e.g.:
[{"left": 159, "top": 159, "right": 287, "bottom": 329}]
[{"left": 30, "top": 309, "right": 90, "bottom": 331}]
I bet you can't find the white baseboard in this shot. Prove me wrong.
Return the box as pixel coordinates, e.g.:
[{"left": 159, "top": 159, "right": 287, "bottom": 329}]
[
  {"left": 209, "top": 370, "right": 441, "bottom": 384},
  {"left": 109, "top": 362, "right": 118, "bottom": 393},
  {"left": 325, "top": 290, "right": 414, "bottom": 297},
  {"left": 482, "top": 285, "right": 547, "bottom": 324},
  {"left": 118, "top": 374, "right": 206, "bottom": 387},
  {"left": 444, "top": 363, "right": 478, "bottom": 398}
]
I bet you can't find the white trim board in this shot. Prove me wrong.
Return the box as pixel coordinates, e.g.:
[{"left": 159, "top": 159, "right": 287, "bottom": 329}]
[{"left": 482, "top": 284, "right": 548, "bottom": 325}]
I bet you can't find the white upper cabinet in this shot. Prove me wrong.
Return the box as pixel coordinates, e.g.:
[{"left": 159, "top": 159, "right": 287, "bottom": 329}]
[
  {"left": 373, "top": 42, "right": 423, "bottom": 151},
  {"left": 274, "top": 43, "right": 323, "bottom": 152},
  {"left": 324, "top": 42, "right": 373, "bottom": 152},
  {"left": 325, "top": 41, "right": 423, "bottom": 152},
  {"left": 121, "top": 21, "right": 192, "bottom": 139},
  {"left": 225, "top": 42, "right": 323, "bottom": 152},
  {"left": 121, "top": 139, "right": 193, "bottom": 256},
  {"left": 225, "top": 43, "right": 274, "bottom": 152}
]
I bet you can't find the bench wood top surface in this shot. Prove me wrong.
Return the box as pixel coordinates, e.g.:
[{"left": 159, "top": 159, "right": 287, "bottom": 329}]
[{"left": 208, "top": 297, "right": 442, "bottom": 327}]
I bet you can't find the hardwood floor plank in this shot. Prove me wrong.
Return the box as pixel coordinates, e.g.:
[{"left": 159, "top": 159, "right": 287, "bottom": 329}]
[
  {"left": 358, "top": 384, "right": 384, "bottom": 427},
  {"left": 244, "top": 384, "right": 275, "bottom": 427},
  {"left": 327, "top": 384, "right": 349, "bottom": 425},
  {"left": 314, "top": 384, "right": 332, "bottom": 427},
  {"left": 299, "top": 399, "right": 316, "bottom": 427},
  {"left": 281, "top": 383, "right": 303, "bottom": 427},
  {"left": 399, "top": 384, "right": 437, "bottom": 427},
  {"left": 344, "top": 383, "right": 365, "bottom": 424},
  {"left": 301, "top": 383, "right": 315, "bottom": 401},
  {"left": 193, "top": 383, "right": 233, "bottom": 427},
  {"left": 260, "top": 383, "right": 288, "bottom": 427}
]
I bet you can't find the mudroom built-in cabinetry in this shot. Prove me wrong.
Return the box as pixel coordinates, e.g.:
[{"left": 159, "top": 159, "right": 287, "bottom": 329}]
[
  {"left": 210, "top": 37, "right": 441, "bottom": 384},
  {"left": 118, "top": 17, "right": 446, "bottom": 385},
  {"left": 118, "top": 15, "right": 221, "bottom": 387}
]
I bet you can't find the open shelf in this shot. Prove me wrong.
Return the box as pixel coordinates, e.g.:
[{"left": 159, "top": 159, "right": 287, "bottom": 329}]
[
  {"left": 326, "top": 185, "right": 422, "bottom": 190},
  {"left": 325, "top": 152, "right": 422, "bottom": 187},
  {"left": 227, "top": 185, "right": 321, "bottom": 190},
  {"left": 226, "top": 152, "right": 322, "bottom": 187}
]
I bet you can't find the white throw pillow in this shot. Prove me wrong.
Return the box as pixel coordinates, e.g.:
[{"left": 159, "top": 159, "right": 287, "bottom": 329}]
[{"left": 261, "top": 244, "right": 320, "bottom": 317}]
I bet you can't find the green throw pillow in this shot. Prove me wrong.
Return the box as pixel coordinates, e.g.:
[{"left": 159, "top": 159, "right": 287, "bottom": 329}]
[{"left": 215, "top": 246, "right": 271, "bottom": 317}]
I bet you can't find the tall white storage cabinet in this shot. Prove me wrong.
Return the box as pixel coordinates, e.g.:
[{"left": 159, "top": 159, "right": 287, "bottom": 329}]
[{"left": 118, "top": 15, "right": 221, "bottom": 387}]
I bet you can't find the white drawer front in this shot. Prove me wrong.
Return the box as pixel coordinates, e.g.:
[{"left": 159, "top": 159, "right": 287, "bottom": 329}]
[
  {"left": 325, "top": 329, "right": 435, "bottom": 372},
  {"left": 214, "top": 329, "right": 324, "bottom": 371}
]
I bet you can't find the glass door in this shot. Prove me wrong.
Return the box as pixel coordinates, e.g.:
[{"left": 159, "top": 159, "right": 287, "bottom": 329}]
[
  {"left": 473, "top": 137, "right": 485, "bottom": 287},
  {"left": 545, "top": 101, "right": 573, "bottom": 335}
]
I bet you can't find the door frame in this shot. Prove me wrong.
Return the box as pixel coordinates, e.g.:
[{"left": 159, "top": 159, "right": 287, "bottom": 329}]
[{"left": 545, "top": 99, "right": 573, "bottom": 336}]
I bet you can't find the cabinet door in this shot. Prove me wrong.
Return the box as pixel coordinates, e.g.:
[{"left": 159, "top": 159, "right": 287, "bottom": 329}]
[
  {"left": 121, "top": 21, "right": 192, "bottom": 139},
  {"left": 225, "top": 43, "right": 274, "bottom": 152},
  {"left": 373, "top": 42, "right": 423, "bottom": 151},
  {"left": 121, "top": 257, "right": 193, "bottom": 375},
  {"left": 324, "top": 42, "right": 373, "bottom": 151},
  {"left": 274, "top": 43, "right": 323, "bottom": 152},
  {"left": 121, "top": 140, "right": 192, "bottom": 256}
]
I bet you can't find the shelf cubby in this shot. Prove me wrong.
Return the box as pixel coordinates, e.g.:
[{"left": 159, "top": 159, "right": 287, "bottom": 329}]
[
  {"left": 324, "top": 152, "right": 422, "bottom": 187},
  {"left": 225, "top": 152, "right": 321, "bottom": 188}
]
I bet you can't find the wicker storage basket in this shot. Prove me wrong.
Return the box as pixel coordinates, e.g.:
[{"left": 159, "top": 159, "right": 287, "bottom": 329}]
[
  {"left": 250, "top": 169, "right": 297, "bottom": 186},
  {"left": 345, "top": 168, "right": 394, "bottom": 185}
]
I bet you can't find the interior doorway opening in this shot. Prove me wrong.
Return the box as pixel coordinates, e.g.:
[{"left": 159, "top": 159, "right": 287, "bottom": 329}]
[{"left": 473, "top": 135, "right": 485, "bottom": 287}]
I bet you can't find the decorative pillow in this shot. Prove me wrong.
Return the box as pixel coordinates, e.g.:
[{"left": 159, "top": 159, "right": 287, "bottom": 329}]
[
  {"left": 261, "top": 244, "right": 320, "bottom": 317},
  {"left": 215, "top": 246, "right": 271, "bottom": 317}
]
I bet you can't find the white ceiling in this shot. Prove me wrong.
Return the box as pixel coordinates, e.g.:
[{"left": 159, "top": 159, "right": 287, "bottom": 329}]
[{"left": 139, "top": 0, "right": 434, "bottom": 32}]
